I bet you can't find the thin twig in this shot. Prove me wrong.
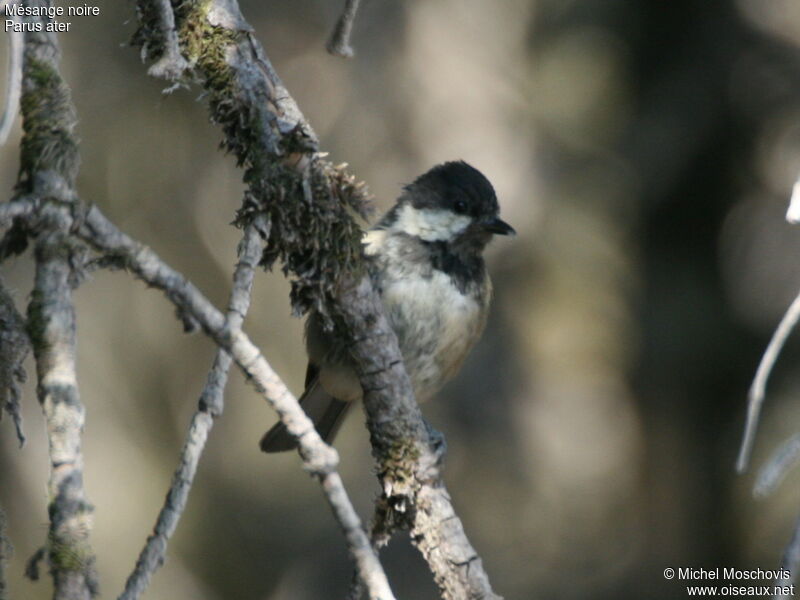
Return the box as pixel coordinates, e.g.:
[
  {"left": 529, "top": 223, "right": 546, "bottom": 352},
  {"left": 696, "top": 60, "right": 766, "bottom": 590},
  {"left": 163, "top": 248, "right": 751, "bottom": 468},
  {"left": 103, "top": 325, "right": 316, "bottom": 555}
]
[
  {"left": 346, "top": 499, "right": 397, "bottom": 600},
  {"left": 146, "top": 0, "right": 189, "bottom": 83},
  {"left": 74, "top": 203, "right": 396, "bottom": 600},
  {"left": 117, "top": 222, "right": 263, "bottom": 600},
  {"left": 737, "top": 288, "right": 800, "bottom": 473},
  {"left": 0, "top": 276, "right": 29, "bottom": 446},
  {"left": 754, "top": 433, "right": 800, "bottom": 498},
  {"left": 327, "top": 0, "right": 363, "bottom": 58},
  {"left": 0, "top": 0, "right": 23, "bottom": 145},
  {"left": 774, "top": 514, "right": 800, "bottom": 598}
]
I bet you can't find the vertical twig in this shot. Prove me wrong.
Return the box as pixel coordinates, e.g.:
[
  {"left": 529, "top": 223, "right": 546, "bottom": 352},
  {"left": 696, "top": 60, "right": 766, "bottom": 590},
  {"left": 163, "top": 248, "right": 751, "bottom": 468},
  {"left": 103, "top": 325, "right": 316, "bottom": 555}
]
[
  {"left": 146, "top": 0, "right": 189, "bottom": 83},
  {"left": 118, "top": 222, "right": 263, "bottom": 600},
  {"left": 18, "top": 3, "right": 96, "bottom": 598},
  {"left": 0, "top": 0, "right": 23, "bottom": 145},
  {"left": 28, "top": 230, "right": 98, "bottom": 600},
  {"left": 327, "top": 0, "right": 363, "bottom": 58},
  {"left": 736, "top": 288, "right": 800, "bottom": 473}
]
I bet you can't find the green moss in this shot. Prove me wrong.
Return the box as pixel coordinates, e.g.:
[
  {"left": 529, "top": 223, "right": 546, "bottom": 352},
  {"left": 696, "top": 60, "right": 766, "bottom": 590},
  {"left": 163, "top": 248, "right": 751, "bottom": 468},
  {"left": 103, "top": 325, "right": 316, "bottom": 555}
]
[
  {"left": 17, "top": 57, "right": 80, "bottom": 193},
  {"left": 47, "top": 533, "right": 93, "bottom": 574}
]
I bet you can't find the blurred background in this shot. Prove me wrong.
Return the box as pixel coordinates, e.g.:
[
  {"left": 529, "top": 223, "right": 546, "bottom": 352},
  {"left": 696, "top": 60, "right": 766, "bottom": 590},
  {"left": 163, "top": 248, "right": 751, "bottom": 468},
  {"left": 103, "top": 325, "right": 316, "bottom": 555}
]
[{"left": 4, "top": 0, "right": 800, "bottom": 598}]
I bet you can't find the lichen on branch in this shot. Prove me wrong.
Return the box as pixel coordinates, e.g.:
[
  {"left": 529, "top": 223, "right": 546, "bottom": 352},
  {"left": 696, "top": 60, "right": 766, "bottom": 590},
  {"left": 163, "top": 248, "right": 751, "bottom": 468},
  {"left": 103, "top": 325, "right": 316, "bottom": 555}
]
[{"left": 134, "top": 0, "right": 372, "bottom": 322}]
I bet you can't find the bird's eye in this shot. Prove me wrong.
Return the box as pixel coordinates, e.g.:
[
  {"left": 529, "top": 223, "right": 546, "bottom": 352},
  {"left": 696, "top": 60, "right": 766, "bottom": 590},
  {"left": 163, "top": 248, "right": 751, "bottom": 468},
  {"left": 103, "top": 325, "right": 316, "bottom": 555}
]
[{"left": 454, "top": 200, "right": 467, "bottom": 214}]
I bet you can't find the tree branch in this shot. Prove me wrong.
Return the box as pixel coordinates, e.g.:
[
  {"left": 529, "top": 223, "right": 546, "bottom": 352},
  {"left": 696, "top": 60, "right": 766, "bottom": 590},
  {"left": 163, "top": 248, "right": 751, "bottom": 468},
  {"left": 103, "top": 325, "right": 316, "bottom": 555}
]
[
  {"left": 737, "top": 286, "right": 800, "bottom": 473},
  {"left": 754, "top": 433, "right": 800, "bottom": 498},
  {"left": 29, "top": 226, "right": 98, "bottom": 600},
  {"left": 337, "top": 279, "right": 502, "bottom": 600},
  {"left": 145, "top": 0, "right": 189, "bottom": 83},
  {"left": 5, "top": 0, "right": 503, "bottom": 597},
  {"left": 74, "top": 203, "right": 395, "bottom": 600},
  {"left": 0, "top": 0, "right": 23, "bottom": 145},
  {"left": 327, "top": 0, "right": 363, "bottom": 58},
  {"left": 16, "top": 4, "right": 96, "bottom": 598},
  {"left": 117, "top": 221, "right": 263, "bottom": 600}
]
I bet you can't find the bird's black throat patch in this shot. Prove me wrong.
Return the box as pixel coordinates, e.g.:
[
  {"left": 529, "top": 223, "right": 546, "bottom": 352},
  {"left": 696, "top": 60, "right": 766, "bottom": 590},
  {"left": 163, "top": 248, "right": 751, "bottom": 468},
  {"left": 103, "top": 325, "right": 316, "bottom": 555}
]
[{"left": 422, "top": 240, "right": 485, "bottom": 294}]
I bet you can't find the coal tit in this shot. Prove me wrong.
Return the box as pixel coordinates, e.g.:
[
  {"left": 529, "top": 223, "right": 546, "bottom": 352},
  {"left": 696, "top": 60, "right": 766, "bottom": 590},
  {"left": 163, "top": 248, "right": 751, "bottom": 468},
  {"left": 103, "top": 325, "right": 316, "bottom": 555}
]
[{"left": 260, "top": 161, "right": 514, "bottom": 452}]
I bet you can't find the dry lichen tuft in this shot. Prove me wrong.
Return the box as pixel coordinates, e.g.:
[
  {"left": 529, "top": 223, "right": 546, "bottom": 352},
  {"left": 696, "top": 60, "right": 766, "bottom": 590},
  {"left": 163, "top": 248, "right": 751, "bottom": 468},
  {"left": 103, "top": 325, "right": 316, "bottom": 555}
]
[{"left": 133, "top": 1, "right": 373, "bottom": 321}]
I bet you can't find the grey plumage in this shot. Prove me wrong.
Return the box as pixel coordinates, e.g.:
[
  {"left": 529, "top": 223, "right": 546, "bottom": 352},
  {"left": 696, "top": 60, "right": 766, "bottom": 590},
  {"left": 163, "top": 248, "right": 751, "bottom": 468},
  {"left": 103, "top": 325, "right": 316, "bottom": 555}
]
[{"left": 260, "top": 161, "right": 513, "bottom": 453}]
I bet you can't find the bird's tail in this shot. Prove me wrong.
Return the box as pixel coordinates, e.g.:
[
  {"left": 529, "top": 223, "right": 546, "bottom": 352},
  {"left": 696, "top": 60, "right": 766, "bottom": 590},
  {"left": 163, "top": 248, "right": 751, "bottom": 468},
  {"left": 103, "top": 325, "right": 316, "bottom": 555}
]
[{"left": 259, "top": 378, "right": 351, "bottom": 453}]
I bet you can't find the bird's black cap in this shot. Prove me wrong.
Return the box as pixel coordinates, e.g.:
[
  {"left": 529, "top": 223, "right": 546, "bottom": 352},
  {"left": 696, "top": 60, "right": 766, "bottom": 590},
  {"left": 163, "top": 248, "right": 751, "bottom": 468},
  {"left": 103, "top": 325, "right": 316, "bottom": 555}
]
[
  {"left": 406, "top": 161, "right": 514, "bottom": 235},
  {"left": 407, "top": 161, "right": 498, "bottom": 216}
]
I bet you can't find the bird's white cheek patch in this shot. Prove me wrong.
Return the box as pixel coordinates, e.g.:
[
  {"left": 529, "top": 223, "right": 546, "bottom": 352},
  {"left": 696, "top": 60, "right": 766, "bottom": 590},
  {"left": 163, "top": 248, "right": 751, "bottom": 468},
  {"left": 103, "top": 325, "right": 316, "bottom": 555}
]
[{"left": 394, "top": 204, "right": 471, "bottom": 241}]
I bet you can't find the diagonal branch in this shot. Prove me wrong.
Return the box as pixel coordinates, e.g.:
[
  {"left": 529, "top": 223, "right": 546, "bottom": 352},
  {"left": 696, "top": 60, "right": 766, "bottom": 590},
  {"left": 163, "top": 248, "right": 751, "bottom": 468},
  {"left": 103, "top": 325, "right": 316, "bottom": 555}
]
[
  {"left": 74, "top": 204, "right": 395, "bottom": 600},
  {"left": 117, "top": 220, "right": 264, "bottom": 600},
  {"left": 737, "top": 287, "right": 800, "bottom": 473}
]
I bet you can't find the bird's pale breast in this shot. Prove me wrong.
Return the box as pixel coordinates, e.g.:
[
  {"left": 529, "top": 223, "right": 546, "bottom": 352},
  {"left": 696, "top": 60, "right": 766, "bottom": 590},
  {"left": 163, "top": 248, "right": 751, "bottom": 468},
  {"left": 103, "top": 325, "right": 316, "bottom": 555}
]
[{"left": 365, "top": 230, "right": 490, "bottom": 402}]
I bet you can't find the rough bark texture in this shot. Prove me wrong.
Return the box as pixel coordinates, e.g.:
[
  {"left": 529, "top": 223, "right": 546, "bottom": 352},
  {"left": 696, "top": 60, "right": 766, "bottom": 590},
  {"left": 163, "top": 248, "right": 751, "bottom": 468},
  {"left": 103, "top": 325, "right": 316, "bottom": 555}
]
[{"left": 16, "top": 3, "right": 97, "bottom": 599}]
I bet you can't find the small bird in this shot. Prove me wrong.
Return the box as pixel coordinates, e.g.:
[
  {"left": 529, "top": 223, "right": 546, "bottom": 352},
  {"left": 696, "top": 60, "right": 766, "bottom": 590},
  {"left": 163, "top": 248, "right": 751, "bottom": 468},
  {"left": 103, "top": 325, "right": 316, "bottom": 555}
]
[{"left": 260, "top": 161, "right": 514, "bottom": 452}]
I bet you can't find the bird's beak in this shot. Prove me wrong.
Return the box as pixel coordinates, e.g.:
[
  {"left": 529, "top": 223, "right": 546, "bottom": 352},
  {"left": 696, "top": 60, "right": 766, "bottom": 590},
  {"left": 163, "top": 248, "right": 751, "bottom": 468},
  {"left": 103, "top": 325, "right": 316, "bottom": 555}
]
[{"left": 482, "top": 217, "right": 516, "bottom": 236}]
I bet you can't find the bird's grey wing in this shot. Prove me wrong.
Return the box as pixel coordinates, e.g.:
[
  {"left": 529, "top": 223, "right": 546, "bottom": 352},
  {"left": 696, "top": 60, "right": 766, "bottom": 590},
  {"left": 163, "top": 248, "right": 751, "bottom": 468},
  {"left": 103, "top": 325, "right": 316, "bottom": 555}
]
[{"left": 259, "top": 365, "right": 351, "bottom": 453}]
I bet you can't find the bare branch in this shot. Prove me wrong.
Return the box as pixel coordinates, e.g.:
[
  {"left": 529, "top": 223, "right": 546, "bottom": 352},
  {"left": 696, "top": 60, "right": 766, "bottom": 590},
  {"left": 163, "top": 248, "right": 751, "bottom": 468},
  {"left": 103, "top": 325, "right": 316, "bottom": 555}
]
[
  {"left": 0, "top": 276, "right": 29, "bottom": 446},
  {"left": 327, "top": 0, "right": 363, "bottom": 58},
  {"left": 29, "top": 228, "right": 98, "bottom": 600},
  {"left": 117, "top": 222, "right": 263, "bottom": 600},
  {"left": 0, "top": 1, "right": 23, "bottom": 145},
  {"left": 773, "top": 515, "right": 800, "bottom": 598},
  {"left": 16, "top": 4, "right": 95, "bottom": 598},
  {"left": 754, "top": 433, "right": 800, "bottom": 498},
  {"left": 146, "top": 0, "right": 189, "bottom": 84},
  {"left": 75, "top": 204, "right": 395, "bottom": 600},
  {"left": 737, "top": 288, "right": 800, "bottom": 473}
]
